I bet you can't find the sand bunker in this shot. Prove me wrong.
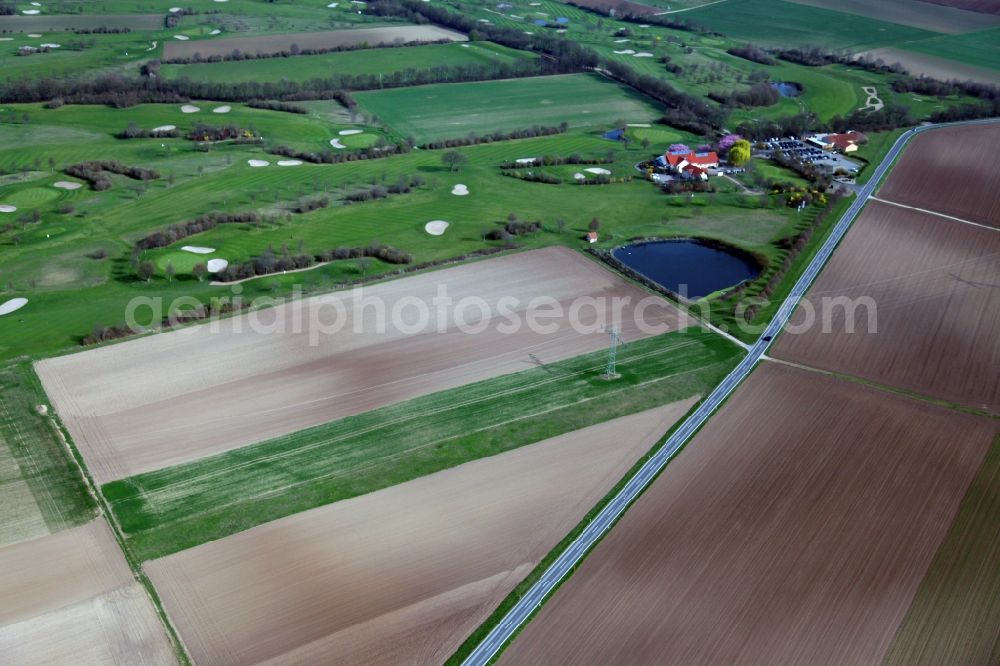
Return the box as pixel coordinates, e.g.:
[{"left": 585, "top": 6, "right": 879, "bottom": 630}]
[
  {"left": 53, "top": 181, "right": 82, "bottom": 190},
  {"left": 338, "top": 129, "right": 363, "bottom": 135},
  {"left": 0, "top": 205, "right": 16, "bottom": 213},
  {"left": 173, "top": 35, "right": 189, "bottom": 41},
  {"left": 39, "top": 43, "right": 60, "bottom": 48},
  {"left": 169, "top": 6, "right": 181, "bottom": 11},
  {"left": 181, "top": 104, "right": 199, "bottom": 113},
  {"left": 247, "top": 159, "right": 269, "bottom": 167},
  {"left": 209, "top": 29, "right": 221, "bottom": 35},
  {"left": 212, "top": 105, "right": 231, "bottom": 113},
  {"left": 614, "top": 38, "right": 630, "bottom": 43},
  {"left": 329, "top": 138, "right": 346, "bottom": 149},
  {"left": 145, "top": 40, "right": 157, "bottom": 51},
  {"left": 22, "top": 9, "right": 40, "bottom": 14},
  {"left": 207, "top": 259, "right": 228, "bottom": 272},
  {"left": 634, "top": 52, "right": 653, "bottom": 57},
  {"left": 425, "top": 220, "right": 449, "bottom": 235},
  {"left": 516, "top": 157, "right": 537, "bottom": 164},
  {"left": 0, "top": 298, "right": 27, "bottom": 316},
  {"left": 627, "top": 123, "right": 651, "bottom": 127},
  {"left": 182, "top": 246, "right": 215, "bottom": 255},
  {"left": 614, "top": 49, "right": 635, "bottom": 55},
  {"left": 585, "top": 167, "right": 611, "bottom": 175},
  {"left": 151, "top": 124, "right": 176, "bottom": 132},
  {"left": 451, "top": 184, "right": 469, "bottom": 196},
  {"left": 26, "top": 33, "right": 41, "bottom": 37},
  {"left": 574, "top": 172, "right": 585, "bottom": 180},
  {"left": 478, "top": 18, "right": 490, "bottom": 22},
  {"left": 327, "top": 2, "right": 339, "bottom": 6},
  {"left": 0, "top": 38, "right": 11, "bottom": 41},
  {"left": 277, "top": 160, "right": 303, "bottom": 167}
]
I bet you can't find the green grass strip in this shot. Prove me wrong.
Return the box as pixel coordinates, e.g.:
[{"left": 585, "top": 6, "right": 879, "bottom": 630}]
[{"left": 104, "top": 328, "right": 740, "bottom": 561}]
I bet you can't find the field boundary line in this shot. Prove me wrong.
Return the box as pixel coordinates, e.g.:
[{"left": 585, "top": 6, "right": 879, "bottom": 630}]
[
  {"left": 654, "top": 0, "right": 729, "bottom": 15},
  {"left": 869, "top": 196, "right": 1000, "bottom": 232},
  {"left": 460, "top": 116, "right": 1000, "bottom": 666}
]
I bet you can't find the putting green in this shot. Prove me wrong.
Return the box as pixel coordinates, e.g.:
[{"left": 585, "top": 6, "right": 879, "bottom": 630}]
[{"left": 5, "top": 187, "right": 59, "bottom": 208}]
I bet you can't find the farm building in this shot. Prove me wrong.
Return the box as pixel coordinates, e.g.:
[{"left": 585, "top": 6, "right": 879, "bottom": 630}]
[
  {"left": 661, "top": 150, "right": 719, "bottom": 173},
  {"left": 826, "top": 131, "right": 868, "bottom": 153},
  {"left": 806, "top": 132, "right": 868, "bottom": 153}
]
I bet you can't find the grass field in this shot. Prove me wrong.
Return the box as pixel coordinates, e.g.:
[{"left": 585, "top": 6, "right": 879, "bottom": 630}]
[
  {"left": 0, "top": 364, "right": 95, "bottom": 547},
  {"left": 354, "top": 73, "right": 662, "bottom": 142},
  {"left": 902, "top": 26, "right": 1000, "bottom": 70},
  {"left": 161, "top": 41, "right": 537, "bottom": 83},
  {"left": 684, "top": 0, "right": 941, "bottom": 51},
  {"left": 884, "top": 433, "right": 1000, "bottom": 665},
  {"left": 103, "top": 328, "right": 740, "bottom": 561}
]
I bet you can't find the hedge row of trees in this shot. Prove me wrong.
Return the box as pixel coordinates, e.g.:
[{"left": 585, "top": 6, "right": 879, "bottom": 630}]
[
  {"left": 419, "top": 124, "right": 566, "bottom": 149},
  {"left": 116, "top": 123, "right": 181, "bottom": 139},
  {"left": 64, "top": 160, "right": 159, "bottom": 191},
  {"left": 269, "top": 142, "right": 408, "bottom": 164},
  {"left": 186, "top": 123, "right": 259, "bottom": 142},
  {"left": 215, "top": 243, "right": 413, "bottom": 282},
  {"left": 709, "top": 81, "right": 779, "bottom": 108},
  {"left": 158, "top": 38, "right": 456, "bottom": 64},
  {"left": 246, "top": 99, "right": 307, "bottom": 114},
  {"left": 602, "top": 60, "right": 726, "bottom": 134},
  {"left": 726, "top": 44, "right": 776, "bottom": 66},
  {"left": 344, "top": 174, "right": 425, "bottom": 202},
  {"left": 499, "top": 153, "right": 614, "bottom": 168},
  {"left": 136, "top": 211, "right": 260, "bottom": 250}
]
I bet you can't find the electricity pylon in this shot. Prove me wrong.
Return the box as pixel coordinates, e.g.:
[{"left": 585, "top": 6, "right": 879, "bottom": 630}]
[{"left": 603, "top": 326, "right": 624, "bottom": 380}]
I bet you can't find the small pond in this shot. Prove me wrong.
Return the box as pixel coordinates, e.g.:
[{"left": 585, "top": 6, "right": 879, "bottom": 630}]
[
  {"left": 612, "top": 239, "right": 760, "bottom": 299},
  {"left": 771, "top": 81, "right": 803, "bottom": 97}
]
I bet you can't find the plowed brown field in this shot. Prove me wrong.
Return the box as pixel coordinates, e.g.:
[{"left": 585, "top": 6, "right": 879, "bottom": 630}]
[
  {"left": 773, "top": 200, "right": 1000, "bottom": 412},
  {"left": 145, "top": 401, "right": 696, "bottom": 666},
  {"left": 501, "top": 364, "right": 998, "bottom": 665},
  {"left": 0, "top": 519, "right": 175, "bottom": 664},
  {"left": 162, "top": 25, "right": 466, "bottom": 60},
  {"left": 37, "top": 247, "right": 686, "bottom": 484},
  {"left": 877, "top": 123, "right": 1000, "bottom": 227}
]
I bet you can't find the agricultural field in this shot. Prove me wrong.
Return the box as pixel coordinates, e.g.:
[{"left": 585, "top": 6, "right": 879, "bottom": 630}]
[
  {"left": 859, "top": 47, "right": 1000, "bottom": 86},
  {"left": 901, "top": 26, "right": 1000, "bottom": 70},
  {"left": 146, "top": 402, "right": 697, "bottom": 665},
  {"left": 683, "top": 0, "right": 941, "bottom": 51},
  {"left": 354, "top": 74, "right": 662, "bottom": 142},
  {"left": 783, "top": 0, "right": 1000, "bottom": 34},
  {"left": 0, "top": 519, "right": 176, "bottom": 664},
  {"left": 162, "top": 25, "right": 466, "bottom": 59},
  {"left": 161, "top": 41, "right": 536, "bottom": 83},
  {"left": 36, "top": 248, "right": 689, "bottom": 484},
  {"left": 877, "top": 122, "right": 1000, "bottom": 227},
  {"left": 500, "top": 363, "right": 999, "bottom": 664},
  {"left": 103, "top": 327, "right": 738, "bottom": 561},
  {"left": 773, "top": 200, "right": 1000, "bottom": 413},
  {"left": 0, "top": 363, "right": 95, "bottom": 547},
  {"left": 884, "top": 434, "right": 1000, "bottom": 665}
]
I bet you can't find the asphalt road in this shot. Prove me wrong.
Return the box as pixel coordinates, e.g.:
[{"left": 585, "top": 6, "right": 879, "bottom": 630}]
[{"left": 461, "top": 118, "right": 1000, "bottom": 666}]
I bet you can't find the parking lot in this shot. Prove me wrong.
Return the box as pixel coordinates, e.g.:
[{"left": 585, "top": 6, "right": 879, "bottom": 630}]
[{"left": 761, "top": 138, "right": 860, "bottom": 173}]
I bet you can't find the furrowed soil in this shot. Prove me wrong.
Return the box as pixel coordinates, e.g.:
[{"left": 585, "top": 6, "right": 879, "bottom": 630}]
[
  {"left": 500, "top": 363, "right": 997, "bottom": 665},
  {"left": 773, "top": 200, "right": 1000, "bottom": 413},
  {"left": 0, "top": 519, "right": 175, "bottom": 664},
  {"left": 37, "top": 248, "right": 687, "bottom": 484},
  {"left": 876, "top": 123, "right": 1000, "bottom": 225},
  {"left": 162, "top": 25, "right": 466, "bottom": 59},
  {"left": 884, "top": 433, "right": 1000, "bottom": 665},
  {"left": 146, "top": 402, "right": 695, "bottom": 666}
]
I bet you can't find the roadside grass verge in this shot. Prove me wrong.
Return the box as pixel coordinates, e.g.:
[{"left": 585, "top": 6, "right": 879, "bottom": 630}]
[
  {"left": 0, "top": 362, "right": 96, "bottom": 542},
  {"left": 104, "top": 328, "right": 741, "bottom": 561}
]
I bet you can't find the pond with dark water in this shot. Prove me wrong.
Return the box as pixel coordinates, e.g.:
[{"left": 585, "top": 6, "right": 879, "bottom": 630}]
[{"left": 612, "top": 239, "right": 760, "bottom": 299}]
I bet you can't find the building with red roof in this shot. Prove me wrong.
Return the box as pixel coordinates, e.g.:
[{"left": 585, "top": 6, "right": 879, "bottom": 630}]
[{"left": 664, "top": 151, "right": 719, "bottom": 172}]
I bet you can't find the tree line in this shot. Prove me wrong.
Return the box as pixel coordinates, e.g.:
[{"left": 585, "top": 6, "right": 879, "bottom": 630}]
[{"left": 65, "top": 160, "right": 160, "bottom": 191}]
